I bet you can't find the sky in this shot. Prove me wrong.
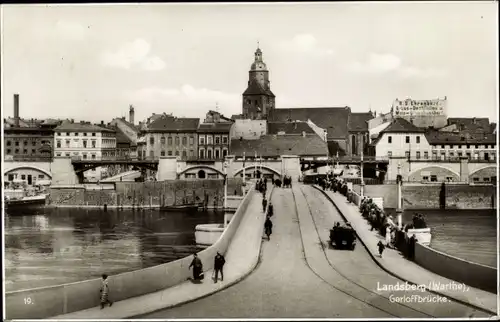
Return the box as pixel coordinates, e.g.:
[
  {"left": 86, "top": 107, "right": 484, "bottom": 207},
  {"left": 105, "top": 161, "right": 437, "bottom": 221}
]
[{"left": 1, "top": 2, "right": 498, "bottom": 124}]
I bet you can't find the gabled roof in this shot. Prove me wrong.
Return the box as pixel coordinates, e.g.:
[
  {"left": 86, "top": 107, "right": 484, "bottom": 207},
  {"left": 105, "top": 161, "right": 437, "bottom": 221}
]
[
  {"left": 197, "top": 122, "right": 233, "bottom": 133},
  {"left": 113, "top": 117, "right": 141, "bottom": 132},
  {"left": 380, "top": 118, "right": 425, "bottom": 134},
  {"left": 267, "top": 121, "right": 315, "bottom": 135},
  {"left": 115, "top": 127, "right": 134, "bottom": 145},
  {"left": 447, "top": 117, "right": 491, "bottom": 133},
  {"left": 230, "top": 134, "right": 328, "bottom": 157},
  {"left": 243, "top": 80, "right": 275, "bottom": 97},
  {"left": 348, "top": 112, "right": 374, "bottom": 132},
  {"left": 271, "top": 107, "right": 351, "bottom": 140},
  {"left": 55, "top": 121, "right": 115, "bottom": 133},
  {"left": 425, "top": 130, "right": 497, "bottom": 145},
  {"left": 146, "top": 116, "right": 200, "bottom": 132}
]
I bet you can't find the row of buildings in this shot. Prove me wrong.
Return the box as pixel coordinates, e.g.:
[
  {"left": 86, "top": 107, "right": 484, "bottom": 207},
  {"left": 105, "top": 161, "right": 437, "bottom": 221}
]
[{"left": 3, "top": 46, "right": 498, "bottom": 184}]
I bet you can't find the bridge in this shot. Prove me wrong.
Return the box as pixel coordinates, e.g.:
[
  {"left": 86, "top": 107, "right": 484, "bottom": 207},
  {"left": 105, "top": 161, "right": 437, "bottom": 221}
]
[
  {"left": 300, "top": 156, "right": 389, "bottom": 171},
  {"left": 6, "top": 181, "right": 496, "bottom": 319}
]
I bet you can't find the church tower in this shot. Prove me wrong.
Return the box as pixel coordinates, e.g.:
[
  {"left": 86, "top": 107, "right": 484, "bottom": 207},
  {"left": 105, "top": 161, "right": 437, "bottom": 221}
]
[{"left": 242, "top": 45, "right": 275, "bottom": 120}]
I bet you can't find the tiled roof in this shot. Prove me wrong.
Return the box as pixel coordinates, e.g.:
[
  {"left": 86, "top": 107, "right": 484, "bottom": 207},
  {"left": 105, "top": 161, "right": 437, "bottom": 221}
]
[
  {"left": 380, "top": 118, "right": 425, "bottom": 133},
  {"left": 425, "top": 130, "right": 497, "bottom": 145},
  {"left": 206, "top": 110, "right": 233, "bottom": 122},
  {"left": 55, "top": 121, "right": 115, "bottom": 133},
  {"left": 271, "top": 107, "right": 351, "bottom": 140},
  {"left": 447, "top": 118, "right": 491, "bottom": 133},
  {"left": 230, "top": 134, "right": 328, "bottom": 157},
  {"left": 115, "top": 127, "right": 134, "bottom": 145},
  {"left": 197, "top": 122, "right": 233, "bottom": 133},
  {"left": 146, "top": 116, "right": 200, "bottom": 132},
  {"left": 242, "top": 80, "right": 275, "bottom": 97},
  {"left": 267, "top": 121, "right": 315, "bottom": 135},
  {"left": 327, "top": 141, "right": 346, "bottom": 157},
  {"left": 348, "top": 112, "right": 374, "bottom": 132}
]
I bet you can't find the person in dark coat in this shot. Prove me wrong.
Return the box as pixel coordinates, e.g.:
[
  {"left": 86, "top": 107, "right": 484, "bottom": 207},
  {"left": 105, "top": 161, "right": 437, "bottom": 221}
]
[
  {"left": 262, "top": 197, "right": 268, "bottom": 213},
  {"left": 264, "top": 216, "right": 273, "bottom": 240},
  {"left": 213, "top": 252, "right": 225, "bottom": 282},
  {"left": 267, "top": 202, "right": 274, "bottom": 217},
  {"left": 377, "top": 240, "right": 385, "bottom": 258},
  {"left": 189, "top": 253, "right": 204, "bottom": 281}
]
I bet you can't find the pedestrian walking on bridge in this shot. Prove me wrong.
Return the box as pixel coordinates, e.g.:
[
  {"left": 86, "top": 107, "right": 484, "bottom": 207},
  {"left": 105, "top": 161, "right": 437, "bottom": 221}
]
[
  {"left": 99, "top": 274, "right": 113, "bottom": 309},
  {"left": 377, "top": 240, "right": 385, "bottom": 258},
  {"left": 264, "top": 216, "right": 273, "bottom": 240},
  {"left": 213, "top": 252, "right": 225, "bottom": 282},
  {"left": 262, "top": 198, "right": 268, "bottom": 212},
  {"left": 189, "top": 253, "right": 204, "bottom": 282}
]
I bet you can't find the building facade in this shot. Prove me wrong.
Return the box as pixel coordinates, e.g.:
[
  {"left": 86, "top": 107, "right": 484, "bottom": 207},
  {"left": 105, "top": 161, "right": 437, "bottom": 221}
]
[
  {"left": 53, "top": 121, "right": 116, "bottom": 181},
  {"left": 242, "top": 47, "right": 275, "bottom": 120},
  {"left": 141, "top": 115, "right": 199, "bottom": 160},
  {"left": 392, "top": 97, "right": 448, "bottom": 128},
  {"left": 197, "top": 110, "right": 232, "bottom": 160}
]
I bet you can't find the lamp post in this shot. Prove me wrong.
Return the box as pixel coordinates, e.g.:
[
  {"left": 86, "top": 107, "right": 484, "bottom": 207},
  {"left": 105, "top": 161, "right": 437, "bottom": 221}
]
[
  {"left": 360, "top": 137, "right": 365, "bottom": 197},
  {"left": 396, "top": 161, "right": 403, "bottom": 229},
  {"left": 242, "top": 151, "right": 246, "bottom": 185}
]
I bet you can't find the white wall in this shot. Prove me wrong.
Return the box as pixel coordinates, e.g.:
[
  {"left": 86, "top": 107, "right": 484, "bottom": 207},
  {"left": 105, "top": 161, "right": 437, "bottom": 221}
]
[
  {"left": 376, "top": 132, "right": 431, "bottom": 158},
  {"left": 230, "top": 119, "right": 267, "bottom": 140},
  {"left": 54, "top": 132, "right": 103, "bottom": 159}
]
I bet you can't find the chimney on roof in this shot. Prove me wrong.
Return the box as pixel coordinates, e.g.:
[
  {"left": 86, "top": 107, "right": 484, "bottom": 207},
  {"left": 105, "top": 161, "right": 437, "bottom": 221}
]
[
  {"left": 129, "top": 105, "right": 135, "bottom": 125},
  {"left": 101, "top": 120, "right": 104, "bottom": 125},
  {"left": 472, "top": 117, "right": 476, "bottom": 124},
  {"left": 13, "top": 94, "right": 20, "bottom": 127}
]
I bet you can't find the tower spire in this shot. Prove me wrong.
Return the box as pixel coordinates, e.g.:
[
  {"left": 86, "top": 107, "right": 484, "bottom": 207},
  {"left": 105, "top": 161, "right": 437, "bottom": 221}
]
[{"left": 257, "top": 40, "right": 259, "bottom": 49}]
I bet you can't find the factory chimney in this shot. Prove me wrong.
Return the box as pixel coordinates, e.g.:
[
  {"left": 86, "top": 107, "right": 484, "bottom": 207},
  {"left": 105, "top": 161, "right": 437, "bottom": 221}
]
[
  {"left": 129, "top": 105, "right": 135, "bottom": 125},
  {"left": 14, "top": 94, "right": 20, "bottom": 127}
]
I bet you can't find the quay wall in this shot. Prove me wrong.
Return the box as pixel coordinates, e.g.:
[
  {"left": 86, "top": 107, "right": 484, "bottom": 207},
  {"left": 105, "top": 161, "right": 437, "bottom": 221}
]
[
  {"left": 47, "top": 179, "right": 243, "bottom": 208},
  {"left": 353, "top": 184, "right": 496, "bottom": 210},
  {"left": 414, "top": 243, "right": 497, "bottom": 293},
  {"left": 5, "top": 182, "right": 255, "bottom": 320}
]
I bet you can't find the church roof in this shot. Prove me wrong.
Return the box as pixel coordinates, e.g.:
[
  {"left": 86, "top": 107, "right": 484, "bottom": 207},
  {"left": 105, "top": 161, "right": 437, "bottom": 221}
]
[
  {"left": 267, "top": 121, "right": 315, "bottom": 135},
  {"left": 243, "top": 80, "right": 275, "bottom": 97},
  {"left": 146, "top": 116, "right": 200, "bottom": 132},
  {"left": 348, "top": 112, "right": 374, "bottom": 132},
  {"left": 271, "top": 107, "right": 351, "bottom": 140}
]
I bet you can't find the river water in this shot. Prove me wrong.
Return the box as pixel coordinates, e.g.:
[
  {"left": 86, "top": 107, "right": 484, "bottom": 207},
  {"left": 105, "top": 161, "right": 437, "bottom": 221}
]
[
  {"left": 385, "top": 209, "right": 497, "bottom": 268},
  {"left": 4, "top": 207, "right": 224, "bottom": 292}
]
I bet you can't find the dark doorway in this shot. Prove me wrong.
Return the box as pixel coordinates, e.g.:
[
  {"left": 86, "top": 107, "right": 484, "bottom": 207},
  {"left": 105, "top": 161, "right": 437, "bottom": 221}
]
[
  {"left": 198, "top": 170, "right": 206, "bottom": 179},
  {"left": 27, "top": 175, "right": 32, "bottom": 185}
]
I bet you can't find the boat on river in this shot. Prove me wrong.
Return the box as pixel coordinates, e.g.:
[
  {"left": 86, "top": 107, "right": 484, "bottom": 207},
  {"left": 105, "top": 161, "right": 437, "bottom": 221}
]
[
  {"left": 160, "top": 203, "right": 204, "bottom": 212},
  {"left": 4, "top": 194, "right": 47, "bottom": 210}
]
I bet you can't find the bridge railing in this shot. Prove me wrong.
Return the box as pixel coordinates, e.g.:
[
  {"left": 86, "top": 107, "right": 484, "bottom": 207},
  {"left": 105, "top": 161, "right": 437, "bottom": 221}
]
[
  {"left": 329, "top": 156, "right": 389, "bottom": 162},
  {"left": 4, "top": 155, "right": 53, "bottom": 162}
]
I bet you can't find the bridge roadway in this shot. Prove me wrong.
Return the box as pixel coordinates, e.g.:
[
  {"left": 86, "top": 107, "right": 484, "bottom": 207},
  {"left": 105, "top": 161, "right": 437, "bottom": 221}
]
[{"left": 142, "top": 184, "right": 487, "bottom": 318}]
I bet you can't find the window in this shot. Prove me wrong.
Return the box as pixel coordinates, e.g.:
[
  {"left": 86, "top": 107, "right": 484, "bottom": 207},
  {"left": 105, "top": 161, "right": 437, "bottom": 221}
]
[
  {"left": 31, "top": 149, "right": 36, "bottom": 154},
  {"left": 475, "top": 145, "right": 479, "bottom": 149},
  {"left": 222, "top": 136, "right": 228, "bottom": 144},
  {"left": 430, "top": 175, "right": 437, "bottom": 182},
  {"left": 92, "top": 133, "right": 96, "bottom": 136},
  {"left": 446, "top": 176, "right": 453, "bottom": 182},
  {"left": 416, "top": 136, "right": 420, "bottom": 144},
  {"left": 8, "top": 174, "right": 14, "bottom": 181},
  {"left": 6, "top": 141, "right": 11, "bottom": 146},
  {"left": 199, "top": 149, "right": 205, "bottom": 158},
  {"left": 175, "top": 137, "right": 180, "bottom": 145},
  {"left": 6, "top": 149, "right": 11, "bottom": 154},
  {"left": 149, "top": 151, "right": 154, "bottom": 158},
  {"left": 161, "top": 151, "right": 165, "bottom": 156},
  {"left": 23, "top": 149, "right": 28, "bottom": 154},
  {"left": 190, "top": 149, "right": 194, "bottom": 156},
  {"left": 215, "top": 136, "right": 220, "bottom": 145},
  {"left": 441, "top": 145, "right": 445, "bottom": 149},
  {"left": 182, "top": 150, "right": 187, "bottom": 158},
  {"left": 91, "top": 154, "right": 96, "bottom": 159},
  {"left": 405, "top": 151, "right": 410, "bottom": 158},
  {"left": 66, "top": 140, "right": 70, "bottom": 147},
  {"left": 458, "top": 152, "right": 463, "bottom": 157},
  {"left": 66, "top": 153, "right": 71, "bottom": 157},
  {"left": 83, "top": 133, "right": 87, "bottom": 136},
  {"left": 74, "top": 133, "right": 79, "bottom": 136},
  {"left": 32, "top": 141, "right": 36, "bottom": 146},
  {"left": 223, "top": 149, "right": 228, "bottom": 157},
  {"left": 66, "top": 132, "right": 70, "bottom": 136},
  {"left": 190, "top": 137, "right": 194, "bottom": 145},
  {"left": 83, "top": 154, "right": 87, "bottom": 160},
  {"left": 466, "top": 144, "right": 470, "bottom": 149},
  {"left": 406, "top": 136, "right": 410, "bottom": 143},
  {"left": 483, "top": 177, "right": 490, "bottom": 182},
  {"left": 207, "top": 135, "right": 213, "bottom": 145},
  {"left": 57, "top": 140, "right": 61, "bottom": 148},
  {"left": 388, "top": 136, "right": 392, "bottom": 143},
  {"left": 161, "top": 137, "right": 166, "bottom": 144},
  {"left": 83, "top": 140, "right": 87, "bottom": 148},
  {"left": 199, "top": 136, "right": 205, "bottom": 145},
  {"left": 175, "top": 151, "right": 179, "bottom": 156},
  {"left": 92, "top": 141, "right": 96, "bottom": 148},
  {"left": 168, "top": 151, "right": 172, "bottom": 156},
  {"left": 459, "top": 145, "right": 462, "bottom": 149},
  {"left": 387, "top": 151, "right": 392, "bottom": 157},
  {"left": 449, "top": 152, "right": 454, "bottom": 157},
  {"left": 15, "top": 141, "right": 19, "bottom": 146},
  {"left": 473, "top": 177, "right": 479, "bottom": 182},
  {"left": 422, "top": 176, "right": 429, "bottom": 181},
  {"left": 21, "top": 175, "right": 26, "bottom": 180},
  {"left": 207, "top": 149, "right": 213, "bottom": 158},
  {"left": 150, "top": 137, "right": 155, "bottom": 145},
  {"left": 168, "top": 137, "right": 172, "bottom": 145},
  {"left": 416, "top": 151, "right": 421, "bottom": 159},
  {"left": 15, "top": 148, "right": 19, "bottom": 153},
  {"left": 423, "top": 151, "right": 429, "bottom": 159},
  {"left": 182, "top": 137, "right": 187, "bottom": 145},
  {"left": 215, "top": 149, "right": 220, "bottom": 159},
  {"left": 56, "top": 152, "right": 62, "bottom": 156}
]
